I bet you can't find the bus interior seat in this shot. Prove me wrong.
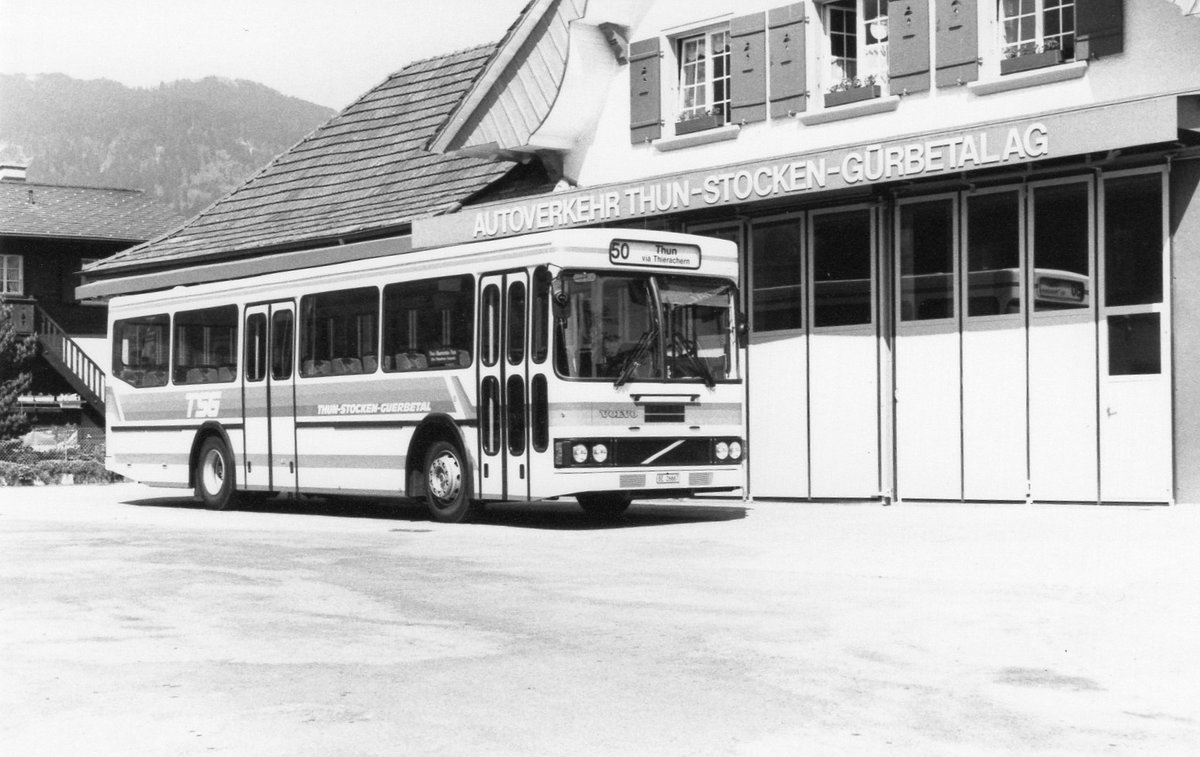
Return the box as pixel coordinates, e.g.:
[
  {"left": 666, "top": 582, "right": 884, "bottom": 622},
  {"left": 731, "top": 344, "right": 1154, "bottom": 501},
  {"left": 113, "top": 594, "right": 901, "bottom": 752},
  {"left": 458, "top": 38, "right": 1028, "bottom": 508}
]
[{"left": 395, "top": 352, "right": 427, "bottom": 371}]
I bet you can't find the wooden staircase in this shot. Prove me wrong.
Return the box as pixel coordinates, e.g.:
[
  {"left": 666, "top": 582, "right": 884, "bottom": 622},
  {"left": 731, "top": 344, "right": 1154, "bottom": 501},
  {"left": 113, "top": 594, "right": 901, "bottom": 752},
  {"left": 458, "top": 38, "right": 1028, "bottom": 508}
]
[{"left": 34, "top": 305, "right": 106, "bottom": 414}]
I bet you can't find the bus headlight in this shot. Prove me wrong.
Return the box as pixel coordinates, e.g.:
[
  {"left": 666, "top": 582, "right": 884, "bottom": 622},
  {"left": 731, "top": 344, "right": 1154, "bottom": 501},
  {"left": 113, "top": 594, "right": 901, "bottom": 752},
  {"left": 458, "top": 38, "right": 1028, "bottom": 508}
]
[
  {"left": 729, "top": 441, "right": 743, "bottom": 460},
  {"left": 591, "top": 443, "right": 609, "bottom": 463},
  {"left": 714, "top": 441, "right": 729, "bottom": 460},
  {"left": 572, "top": 444, "right": 588, "bottom": 464}
]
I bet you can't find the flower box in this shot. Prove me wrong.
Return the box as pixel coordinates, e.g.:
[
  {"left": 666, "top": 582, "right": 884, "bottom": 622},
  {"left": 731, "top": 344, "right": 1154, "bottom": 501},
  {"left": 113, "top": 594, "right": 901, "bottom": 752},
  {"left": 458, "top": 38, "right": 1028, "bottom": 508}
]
[
  {"left": 675, "top": 113, "right": 725, "bottom": 136},
  {"left": 823, "top": 84, "right": 881, "bottom": 108},
  {"left": 1000, "top": 48, "right": 1064, "bottom": 75}
]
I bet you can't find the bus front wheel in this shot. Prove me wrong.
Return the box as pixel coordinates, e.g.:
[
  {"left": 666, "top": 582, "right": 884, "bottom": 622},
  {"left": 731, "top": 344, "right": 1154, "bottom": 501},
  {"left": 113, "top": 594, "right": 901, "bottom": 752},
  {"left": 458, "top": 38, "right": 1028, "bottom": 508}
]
[
  {"left": 577, "top": 492, "right": 632, "bottom": 519},
  {"left": 195, "top": 436, "right": 236, "bottom": 511},
  {"left": 423, "top": 441, "right": 479, "bottom": 523}
]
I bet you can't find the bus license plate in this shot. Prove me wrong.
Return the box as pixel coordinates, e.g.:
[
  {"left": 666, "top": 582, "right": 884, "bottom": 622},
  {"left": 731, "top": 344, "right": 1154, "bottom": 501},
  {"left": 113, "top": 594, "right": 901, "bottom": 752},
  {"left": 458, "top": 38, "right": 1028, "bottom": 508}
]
[{"left": 656, "top": 472, "right": 680, "bottom": 484}]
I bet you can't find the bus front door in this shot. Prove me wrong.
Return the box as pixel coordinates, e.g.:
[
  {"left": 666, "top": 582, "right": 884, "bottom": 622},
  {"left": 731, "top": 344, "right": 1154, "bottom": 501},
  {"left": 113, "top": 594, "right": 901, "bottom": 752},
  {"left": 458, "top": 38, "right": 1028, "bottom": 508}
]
[
  {"left": 478, "top": 272, "right": 531, "bottom": 501},
  {"left": 242, "top": 302, "right": 297, "bottom": 495}
]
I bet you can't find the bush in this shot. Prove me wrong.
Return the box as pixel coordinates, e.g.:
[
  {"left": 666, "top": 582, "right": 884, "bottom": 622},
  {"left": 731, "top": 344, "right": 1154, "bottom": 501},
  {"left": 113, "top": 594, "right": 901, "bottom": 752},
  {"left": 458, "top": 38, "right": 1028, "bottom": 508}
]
[
  {"left": 33, "top": 459, "right": 123, "bottom": 484},
  {"left": 0, "top": 439, "right": 125, "bottom": 485},
  {"left": 0, "top": 460, "right": 37, "bottom": 486}
]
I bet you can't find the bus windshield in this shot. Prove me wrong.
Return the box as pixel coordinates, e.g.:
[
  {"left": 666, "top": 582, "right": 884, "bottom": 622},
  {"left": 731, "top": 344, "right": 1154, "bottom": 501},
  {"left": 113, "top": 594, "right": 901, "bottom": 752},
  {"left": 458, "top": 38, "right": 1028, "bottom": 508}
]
[{"left": 553, "top": 270, "right": 738, "bottom": 384}]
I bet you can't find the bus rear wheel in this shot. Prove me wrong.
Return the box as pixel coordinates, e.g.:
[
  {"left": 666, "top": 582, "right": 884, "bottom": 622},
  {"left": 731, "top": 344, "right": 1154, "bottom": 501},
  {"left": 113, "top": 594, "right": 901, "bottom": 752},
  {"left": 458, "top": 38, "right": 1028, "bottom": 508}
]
[
  {"left": 423, "top": 441, "right": 479, "bottom": 523},
  {"left": 577, "top": 492, "right": 632, "bottom": 519},
  {"left": 196, "top": 436, "right": 236, "bottom": 511}
]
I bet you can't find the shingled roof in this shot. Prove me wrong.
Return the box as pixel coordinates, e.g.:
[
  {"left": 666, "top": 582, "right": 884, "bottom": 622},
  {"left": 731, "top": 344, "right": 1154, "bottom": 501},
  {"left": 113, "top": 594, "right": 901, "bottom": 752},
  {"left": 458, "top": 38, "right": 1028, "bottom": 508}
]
[
  {"left": 0, "top": 181, "right": 182, "bottom": 242},
  {"left": 87, "top": 44, "right": 518, "bottom": 276}
]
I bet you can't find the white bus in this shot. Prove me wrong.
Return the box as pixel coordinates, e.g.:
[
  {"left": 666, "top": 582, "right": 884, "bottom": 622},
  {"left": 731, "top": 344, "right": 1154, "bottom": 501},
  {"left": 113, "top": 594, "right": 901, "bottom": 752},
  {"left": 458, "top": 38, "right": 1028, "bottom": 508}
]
[{"left": 105, "top": 229, "right": 746, "bottom": 521}]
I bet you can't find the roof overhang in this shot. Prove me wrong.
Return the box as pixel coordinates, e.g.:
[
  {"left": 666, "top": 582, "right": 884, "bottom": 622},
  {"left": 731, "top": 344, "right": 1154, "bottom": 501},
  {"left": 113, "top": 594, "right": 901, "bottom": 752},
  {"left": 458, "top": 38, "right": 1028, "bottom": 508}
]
[
  {"left": 428, "top": 0, "right": 650, "bottom": 161},
  {"left": 1, "top": 231, "right": 148, "bottom": 244},
  {"left": 427, "top": 0, "right": 559, "bottom": 154},
  {"left": 77, "top": 234, "right": 413, "bottom": 300}
]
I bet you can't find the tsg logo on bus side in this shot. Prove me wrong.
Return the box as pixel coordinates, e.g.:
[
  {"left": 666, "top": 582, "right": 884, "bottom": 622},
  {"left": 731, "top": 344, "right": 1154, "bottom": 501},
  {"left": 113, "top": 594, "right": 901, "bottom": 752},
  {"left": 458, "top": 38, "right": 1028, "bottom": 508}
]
[{"left": 185, "top": 391, "right": 222, "bottom": 419}]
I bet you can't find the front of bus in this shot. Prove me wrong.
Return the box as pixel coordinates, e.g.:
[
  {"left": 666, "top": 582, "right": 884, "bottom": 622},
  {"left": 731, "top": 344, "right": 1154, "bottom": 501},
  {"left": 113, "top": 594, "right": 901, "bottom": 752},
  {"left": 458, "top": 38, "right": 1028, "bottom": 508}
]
[{"left": 543, "top": 232, "right": 745, "bottom": 509}]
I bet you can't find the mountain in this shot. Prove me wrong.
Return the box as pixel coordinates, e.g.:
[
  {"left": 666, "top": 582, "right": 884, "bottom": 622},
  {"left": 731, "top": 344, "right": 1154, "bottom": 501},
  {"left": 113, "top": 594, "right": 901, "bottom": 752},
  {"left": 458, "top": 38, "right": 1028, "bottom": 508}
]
[{"left": 0, "top": 73, "right": 336, "bottom": 219}]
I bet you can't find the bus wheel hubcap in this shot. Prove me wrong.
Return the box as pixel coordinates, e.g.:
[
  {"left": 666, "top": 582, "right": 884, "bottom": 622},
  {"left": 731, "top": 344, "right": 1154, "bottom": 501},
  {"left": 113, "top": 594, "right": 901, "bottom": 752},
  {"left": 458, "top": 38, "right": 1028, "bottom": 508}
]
[
  {"left": 202, "top": 450, "right": 224, "bottom": 494},
  {"left": 428, "top": 452, "right": 461, "bottom": 505}
]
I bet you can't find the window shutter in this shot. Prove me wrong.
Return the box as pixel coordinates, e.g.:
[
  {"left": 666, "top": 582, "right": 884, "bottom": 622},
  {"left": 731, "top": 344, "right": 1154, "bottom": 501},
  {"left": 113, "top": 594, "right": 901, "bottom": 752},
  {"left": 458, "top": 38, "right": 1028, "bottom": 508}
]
[
  {"left": 1076, "top": 0, "right": 1124, "bottom": 60},
  {"left": 768, "top": 4, "right": 808, "bottom": 117},
  {"left": 629, "top": 38, "right": 662, "bottom": 144},
  {"left": 731, "top": 12, "right": 768, "bottom": 124},
  {"left": 935, "top": 0, "right": 978, "bottom": 87},
  {"left": 887, "top": 0, "right": 931, "bottom": 95}
]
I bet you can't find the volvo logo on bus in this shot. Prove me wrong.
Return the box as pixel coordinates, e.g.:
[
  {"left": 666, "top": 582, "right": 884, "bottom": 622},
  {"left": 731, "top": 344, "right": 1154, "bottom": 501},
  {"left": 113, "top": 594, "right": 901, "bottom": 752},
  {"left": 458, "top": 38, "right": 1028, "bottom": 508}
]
[
  {"left": 599, "top": 408, "right": 638, "bottom": 419},
  {"left": 609, "top": 239, "right": 701, "bottom": 270}
]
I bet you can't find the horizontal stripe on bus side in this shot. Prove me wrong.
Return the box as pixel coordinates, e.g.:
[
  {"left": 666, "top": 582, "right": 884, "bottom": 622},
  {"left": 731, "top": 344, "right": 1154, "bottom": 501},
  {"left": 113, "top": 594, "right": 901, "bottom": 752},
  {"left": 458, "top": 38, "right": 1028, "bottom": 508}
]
[
  {"left": 114, "top": 451, "right": 403, "bottom": 471},
  {"left": 294, "top": 418, "right": 478, "bottom": 429},
  {"left": 111, "top": 422, "right": 244, "bottom": 432},
  {"left": 111, "top": 453, "right": 192, "bottom": 465},
  {"left": 296, "top": 455, "right": 406, "bottom": 470}
]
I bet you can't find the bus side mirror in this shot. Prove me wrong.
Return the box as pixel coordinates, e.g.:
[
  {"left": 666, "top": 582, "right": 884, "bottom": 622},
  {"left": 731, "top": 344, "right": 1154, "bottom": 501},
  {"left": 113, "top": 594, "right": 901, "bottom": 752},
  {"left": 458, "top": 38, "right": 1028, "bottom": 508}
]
[{"left": 551, "top": 277, "right": 568, "bottom": 321}]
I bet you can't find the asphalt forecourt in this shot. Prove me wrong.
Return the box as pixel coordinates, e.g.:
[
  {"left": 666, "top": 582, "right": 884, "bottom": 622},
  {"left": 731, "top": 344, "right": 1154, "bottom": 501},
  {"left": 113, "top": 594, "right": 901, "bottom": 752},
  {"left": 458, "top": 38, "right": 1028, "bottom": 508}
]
[{"left": 3, "top": 484, "right": 1198, "bottom": 755}]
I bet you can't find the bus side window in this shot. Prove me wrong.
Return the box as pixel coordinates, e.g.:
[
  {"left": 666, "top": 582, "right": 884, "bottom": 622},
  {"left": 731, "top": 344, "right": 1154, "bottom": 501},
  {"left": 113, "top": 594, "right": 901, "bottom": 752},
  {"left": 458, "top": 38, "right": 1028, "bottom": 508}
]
[
  {"left": 271, "top": 310, "right": 294, "bottom": 380},
  {"left": 531, "top": 266, "right": 550, "bottom": 364},
  {"left": 246, "top": 313, "right": 267, "bottom": 382},
  {"left": 299, "top": 287, "right": 379, "bottom": 378},
  {"left": 382, "top": 274, "right": 474, "bottom": 372},
  {"left": 480, "top": 283, "right": 501, "bottom": 369},
  {"left": 506, "top": 281, "right": 526, "bottom": 365},
  {"left": 173, "top": 305, "right": 238, "bottom": 384},
  {"left": 112, "top": 314, "right": 169, "bottom": 387}
]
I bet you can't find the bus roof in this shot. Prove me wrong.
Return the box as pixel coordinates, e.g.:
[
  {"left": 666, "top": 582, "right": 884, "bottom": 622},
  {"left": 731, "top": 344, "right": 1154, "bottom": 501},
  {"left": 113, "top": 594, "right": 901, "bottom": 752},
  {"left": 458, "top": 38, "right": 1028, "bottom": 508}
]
[{"left": 105, "top": 228, "right": 738, "bottom": 311}]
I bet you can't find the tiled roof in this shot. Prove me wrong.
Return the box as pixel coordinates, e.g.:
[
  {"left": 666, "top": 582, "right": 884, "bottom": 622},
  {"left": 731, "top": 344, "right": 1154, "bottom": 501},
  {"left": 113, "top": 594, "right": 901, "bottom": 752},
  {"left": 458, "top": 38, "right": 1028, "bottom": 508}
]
[
  {"left": 0, "top": 181, "right": 182, "bottom": 241},
  {"left": 88, "top": 44, "right": 517, "bottom": 276}
]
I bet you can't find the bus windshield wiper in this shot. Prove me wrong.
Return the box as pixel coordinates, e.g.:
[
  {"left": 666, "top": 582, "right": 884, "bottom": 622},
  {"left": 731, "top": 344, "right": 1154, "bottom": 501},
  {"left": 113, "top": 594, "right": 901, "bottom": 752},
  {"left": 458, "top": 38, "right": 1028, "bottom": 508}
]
[
  {"left": 689, "top": 351, "right": 717, "bottom": 389},
  {"left": 614, "top": 325, "right": 658, "bottom": 388}
]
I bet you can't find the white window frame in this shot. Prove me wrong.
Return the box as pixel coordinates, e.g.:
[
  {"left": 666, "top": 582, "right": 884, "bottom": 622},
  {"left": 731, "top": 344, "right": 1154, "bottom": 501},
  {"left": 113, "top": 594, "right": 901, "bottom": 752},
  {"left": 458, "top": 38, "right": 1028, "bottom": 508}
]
[
  {"left": 999, "top": 0, "right": 1076, "bottom": 61},
  {"left": 821, "top": 0, "right": 889, "bottom": 90},
  {"left": 676, "top": 27, "right": 731, "bottom": 124},
  {"left": 1, "top": 254, "right": 23, "bottom": 296}
]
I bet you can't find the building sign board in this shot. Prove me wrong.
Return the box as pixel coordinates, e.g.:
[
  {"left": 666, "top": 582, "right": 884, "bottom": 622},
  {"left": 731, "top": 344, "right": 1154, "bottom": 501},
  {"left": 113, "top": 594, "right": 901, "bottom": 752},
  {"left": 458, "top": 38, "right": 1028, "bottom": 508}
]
[{"left": 414, "top": 97, "right": 1178, "bottom": 249}]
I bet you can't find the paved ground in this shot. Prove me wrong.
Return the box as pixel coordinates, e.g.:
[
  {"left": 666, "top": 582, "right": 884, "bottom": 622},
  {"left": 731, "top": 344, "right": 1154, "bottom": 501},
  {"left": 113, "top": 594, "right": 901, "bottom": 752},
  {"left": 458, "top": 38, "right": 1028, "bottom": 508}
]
[{"left": 2, "top": 484, "right": 1199, "bottom": 756}]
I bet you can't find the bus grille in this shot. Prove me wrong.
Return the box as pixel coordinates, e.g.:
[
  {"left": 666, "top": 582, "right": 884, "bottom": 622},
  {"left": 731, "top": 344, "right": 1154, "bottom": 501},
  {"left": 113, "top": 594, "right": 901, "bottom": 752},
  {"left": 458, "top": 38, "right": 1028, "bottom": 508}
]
[
  {"left": 644, "top": 403, "right": 685, "bottom": 423},
  {"left": 688, "top": 472, "right": 713, "bottom": 486},
  {"left": 620, "top": 474, "right": 646, "bottom": 488}
]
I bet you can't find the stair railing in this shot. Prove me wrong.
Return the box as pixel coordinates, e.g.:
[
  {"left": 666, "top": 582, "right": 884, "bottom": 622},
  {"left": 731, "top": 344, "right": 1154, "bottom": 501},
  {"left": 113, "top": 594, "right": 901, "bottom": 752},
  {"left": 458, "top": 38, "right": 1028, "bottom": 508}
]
[{"left": 34, "top": 304, "right": 106, "bottom": 407}]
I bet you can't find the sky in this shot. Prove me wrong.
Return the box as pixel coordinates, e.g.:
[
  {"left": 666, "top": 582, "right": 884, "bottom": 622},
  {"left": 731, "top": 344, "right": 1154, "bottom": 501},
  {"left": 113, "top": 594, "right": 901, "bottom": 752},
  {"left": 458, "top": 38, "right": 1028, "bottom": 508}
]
[{"left": 0, "top": 0, "right": 530, "bottom": 110}]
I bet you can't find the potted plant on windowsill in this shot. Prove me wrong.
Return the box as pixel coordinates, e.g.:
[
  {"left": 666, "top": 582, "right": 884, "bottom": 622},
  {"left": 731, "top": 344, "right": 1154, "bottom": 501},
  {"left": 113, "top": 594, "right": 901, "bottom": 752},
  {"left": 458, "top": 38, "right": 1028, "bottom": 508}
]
[
  {"left": 675, "top": 109, "right": 725, "bottom": 136},
  {"left": 823, "top": 75, "right": 882, "bottom": 108},
  {"left": 1000, "top": 39, "right": 1064, "bottom": 75}
]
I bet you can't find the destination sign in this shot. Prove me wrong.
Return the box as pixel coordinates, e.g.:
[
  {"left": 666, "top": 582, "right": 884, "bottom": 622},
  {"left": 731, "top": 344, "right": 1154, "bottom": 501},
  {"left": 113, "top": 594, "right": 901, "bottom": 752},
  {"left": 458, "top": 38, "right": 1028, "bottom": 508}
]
[{"left": 609, "top": 239, "right": 700, "bottom": 270}]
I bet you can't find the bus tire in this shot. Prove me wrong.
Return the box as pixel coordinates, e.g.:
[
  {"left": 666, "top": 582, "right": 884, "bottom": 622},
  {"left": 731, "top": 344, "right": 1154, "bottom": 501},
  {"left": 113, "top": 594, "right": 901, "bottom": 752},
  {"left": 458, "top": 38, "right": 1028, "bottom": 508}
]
[
  {"left": 423, "top": 441, "right": 478, "bottom": 523},
  {"left": 195, "top": 436, "right": 237, "bottom": 511},
  {"left": 577, "top": 492, "right": 632, "bottom": 519}
]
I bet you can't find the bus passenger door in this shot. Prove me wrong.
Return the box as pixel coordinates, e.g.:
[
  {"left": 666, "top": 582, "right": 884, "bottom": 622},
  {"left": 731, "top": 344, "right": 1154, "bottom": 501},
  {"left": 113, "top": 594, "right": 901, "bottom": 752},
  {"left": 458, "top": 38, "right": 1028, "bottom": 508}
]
[
  {"left": 268, "top": 304, "right": 297, "bottom": 494},
  {"left": 243, "top": 307, "right": 270, "bottom": 491},
  {"left": 478, "top": 272, "right": 531, "bottom": 501},
  {"left": 242, "top": 301, "right": 296, "bottom": 494}
]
